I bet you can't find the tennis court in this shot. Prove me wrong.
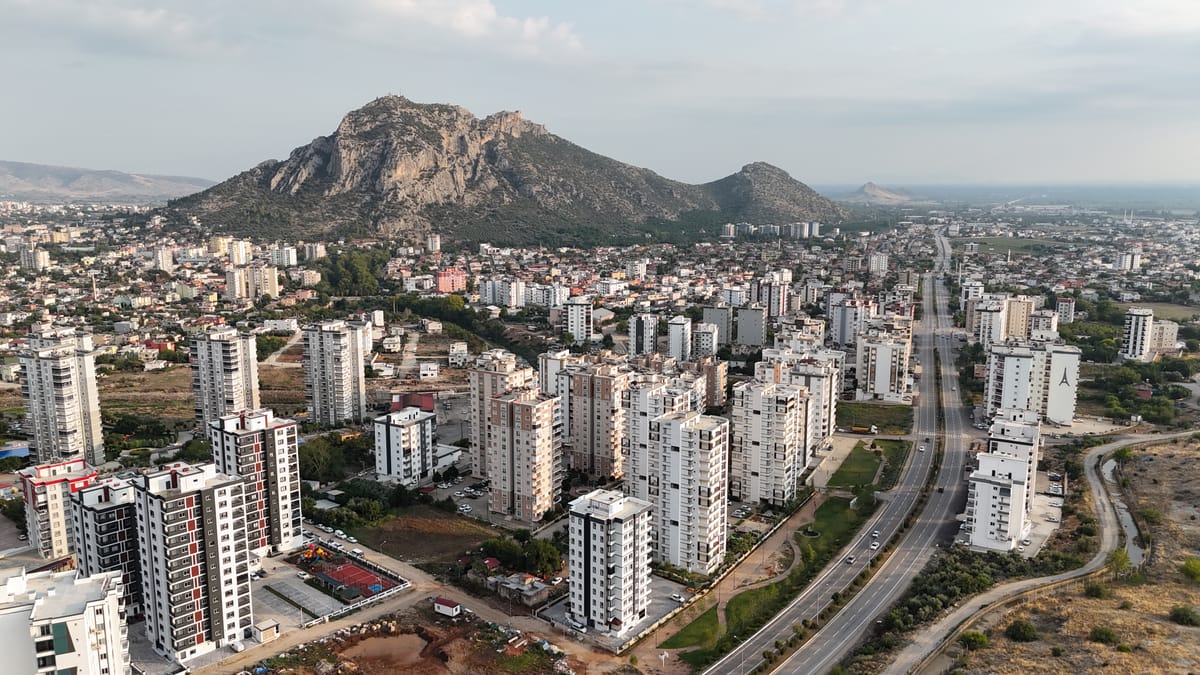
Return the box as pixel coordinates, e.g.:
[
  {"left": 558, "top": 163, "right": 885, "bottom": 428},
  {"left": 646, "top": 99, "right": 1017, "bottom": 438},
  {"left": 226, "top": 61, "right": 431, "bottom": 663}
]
[{"left": 314, "top": 559, "right": 398, "bottom": 598}]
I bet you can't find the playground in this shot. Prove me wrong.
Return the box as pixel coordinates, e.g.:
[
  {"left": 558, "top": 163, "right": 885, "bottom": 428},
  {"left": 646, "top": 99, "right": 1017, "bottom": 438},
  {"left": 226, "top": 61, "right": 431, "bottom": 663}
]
[{"left": 290, "top": 543, "right": 403, "bottom": 603}]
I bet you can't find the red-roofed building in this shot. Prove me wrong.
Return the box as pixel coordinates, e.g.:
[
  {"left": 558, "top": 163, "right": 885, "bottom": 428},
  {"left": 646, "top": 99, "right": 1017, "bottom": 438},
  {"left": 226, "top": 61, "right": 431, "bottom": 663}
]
[{"left": 433, "top": 597, "right": 462, "bottom": 617}]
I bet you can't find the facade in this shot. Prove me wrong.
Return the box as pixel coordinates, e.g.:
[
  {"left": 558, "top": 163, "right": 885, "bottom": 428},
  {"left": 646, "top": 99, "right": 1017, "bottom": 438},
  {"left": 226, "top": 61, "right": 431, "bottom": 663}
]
[
  {"left": 567, "top": 489, "right": 652, "bottom": 636},
  {"left": 1119, "top": 307, "right": 1154, "bottom": 361},
  {"left": 829, "top": 296, "right": 876, "bottom": 346},
  {"left": 854, "top": 329, "right": 912, "bottom": 403},
  {"left": 435, "top": 269, "right": 467, "bottom": 293},
  {"left": 19, "top": 460, "right": 98, "bottom": 560},
  {"left": 562, "top": 296, "right": 594, "bottom": 344},
  {"left": 303, "top": 320, "right": 370, "bottom": 424},
  {"left": 558, "top": 361, "right": 631, "bottom": 479},
  {"left": 374, "top": 407, "right": 437, "bottom": 485},
  {"left": 627, "top": 314, "right": 659, "bottom": 355},
  {"left": 468, "top": 350, "right": 536, "bottom": 477},
  {"left": 1003, "top": 295, "right": 1037, "bottom": 339},
  {"left": 965, "top": 410, "right": 1041, "bottom": 552},
  {"left": 756, "top": 348, "right": 842, "bottom": 446},
  {"left": 0, "top": 567, "right": 130, "bottom": 675},
  {"left": 208, "top": 409, "right": 304, "bottom": 556},
  {"left": 269, "top": 246, "right": 298, "bottom": 267},
  {"left": 702, "top": 304, "right": 733, "bottom": 346},
  {"left": 692, "top": 322, "right": 719, "bottom": 358},
  {"left": 486, "top": 389, "right": 561, "bottom": 523},
  {"left": 191, "top": 327, "right": 261, "bottom": 428},
  {"left": 984, "top": 341, "right": 1081, "bottom": 426},
  {"left": 1056, "top": 297, "right": 1076, "bottom": 324},
  {"left": 20, "top": 328, "right": 104, "bottom": 465},
  {"left": 866, "top": 252, "right": 889, "bottom": 275},
  {"left": 974, "top": 299, "right": 1008, "bottom": 349},
  {"left": 735, "top": 304, "right": 767, "bottom": 347},
  {"left": 730, "top": 382, "right": 809, "bottom": 506},
  {"left": 667, "top": 316, "right": 692, "bottom": 362},
  {"left": 133, "top": 463, "right": 253, "bottom": 665},
  {"left": 69, "top": 476, "right": 143, "bottom": 619},
  {"left": 1028, "top": 309, "right": 1059, "bottom": 341}
]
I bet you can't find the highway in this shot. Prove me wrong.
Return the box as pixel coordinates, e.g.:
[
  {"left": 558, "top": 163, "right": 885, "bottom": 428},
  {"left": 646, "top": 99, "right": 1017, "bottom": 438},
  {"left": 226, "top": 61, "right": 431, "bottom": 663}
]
[{"left": 705, "top": 232, "right": 964, "bottom": 675}]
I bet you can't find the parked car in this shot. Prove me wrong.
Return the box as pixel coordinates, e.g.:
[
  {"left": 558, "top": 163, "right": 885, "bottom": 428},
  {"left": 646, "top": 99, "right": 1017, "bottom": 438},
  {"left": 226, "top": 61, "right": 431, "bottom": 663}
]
[
  {"left": 551, "top": 576, "right": 563, "bottom": 585},
  {"left": 670, "top": 593, "right": 686, "bottom": 602},
  {"left": 298, "top": 571, "right": 311, "bottom": 580},
  {"left": 453, "top": 491, "right": 465, "bottom": 498}
]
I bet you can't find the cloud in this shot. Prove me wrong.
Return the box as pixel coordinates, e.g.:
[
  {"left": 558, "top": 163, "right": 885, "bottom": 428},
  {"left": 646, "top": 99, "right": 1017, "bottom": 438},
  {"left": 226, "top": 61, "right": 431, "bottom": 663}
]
[
  {"left": 0, "top": 0, "right": 229, "bottom": 57},
  {"left": 358, "top": 0, "right": 582, "bottom": 55}
]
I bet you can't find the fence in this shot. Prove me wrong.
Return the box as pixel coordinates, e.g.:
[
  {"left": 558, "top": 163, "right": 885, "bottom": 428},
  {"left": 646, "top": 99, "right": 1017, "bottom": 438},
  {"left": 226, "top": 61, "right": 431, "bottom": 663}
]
[{"left": 300, "top": 550, "right": 413, "bottom": 628}]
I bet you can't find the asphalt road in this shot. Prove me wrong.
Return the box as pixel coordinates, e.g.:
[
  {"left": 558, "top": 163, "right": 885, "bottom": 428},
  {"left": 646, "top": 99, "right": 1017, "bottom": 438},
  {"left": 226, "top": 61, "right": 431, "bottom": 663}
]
[{"left": 705, "top": 234, "right": 959, "bottom": 675}]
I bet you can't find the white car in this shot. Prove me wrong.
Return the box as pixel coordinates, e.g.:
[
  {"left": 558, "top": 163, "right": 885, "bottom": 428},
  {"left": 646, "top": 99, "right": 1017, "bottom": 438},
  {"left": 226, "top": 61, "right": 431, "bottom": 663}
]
[
  {"left": 869, "top": 542, "right": 880, "bottom": 551},
  {"left": 551, "top": 576, "right": 564, "bottom": 585},
  {"left": 670, "top": 593, "right": 686, "bottom": 602},
  {"left": 454, "top": 491, "right": 465, "bottom": 498},
  {"left": 918, "top": 445, "right": 926, "bottom": 452}
]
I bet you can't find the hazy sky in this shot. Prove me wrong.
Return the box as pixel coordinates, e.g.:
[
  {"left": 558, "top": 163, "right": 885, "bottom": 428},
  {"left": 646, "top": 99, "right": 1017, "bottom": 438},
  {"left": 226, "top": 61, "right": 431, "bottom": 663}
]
[{"left": 3, "top": 0, "right": 1199, "bottom": 185}]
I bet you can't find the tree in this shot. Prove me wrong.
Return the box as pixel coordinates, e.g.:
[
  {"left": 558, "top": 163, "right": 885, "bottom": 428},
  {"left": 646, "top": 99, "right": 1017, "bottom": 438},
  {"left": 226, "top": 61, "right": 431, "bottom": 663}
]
[
  {"left": 1106, "top": 548, "right": 1131, "bottom": 577},
  {"left": 561, "top": 331, "right": 576, "bottom": 346},
  {"left": 1089, "top": 625, "right": 1119, "bottom": 644},
  {"left": 513, "top": 528, "right": 533, "bottom": 544},
  {"left": 1180, "top": 558, "right": 1200, "bottom": 582},
  {"left": 959, "top": 631, "right": 989, "bottom": 651},
  {"left": 524, "top": 538, "right": 562, "bottom": 576},
  {"left": 1005, "top": 619, "right": 1038, "bottom": 642}
]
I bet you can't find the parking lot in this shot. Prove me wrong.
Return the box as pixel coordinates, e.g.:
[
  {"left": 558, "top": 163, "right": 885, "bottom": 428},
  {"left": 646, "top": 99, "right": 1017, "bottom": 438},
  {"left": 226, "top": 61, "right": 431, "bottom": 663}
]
[
  {"left": 253, "top": 573, "right": 346, "bottom": 628},
  {"left": 539, "top": 575, "right": 689, "bottom": 651}
]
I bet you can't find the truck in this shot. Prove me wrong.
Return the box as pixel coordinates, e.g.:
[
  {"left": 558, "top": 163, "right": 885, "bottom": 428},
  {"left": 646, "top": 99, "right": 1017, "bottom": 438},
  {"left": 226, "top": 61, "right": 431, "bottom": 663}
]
[{"left": 850, "top": 425, "right": 879, "bottom": 435}]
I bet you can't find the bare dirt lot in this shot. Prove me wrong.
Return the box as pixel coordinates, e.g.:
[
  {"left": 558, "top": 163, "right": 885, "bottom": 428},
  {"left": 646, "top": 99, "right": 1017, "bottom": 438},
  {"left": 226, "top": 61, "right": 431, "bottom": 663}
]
[
  {"left": 353, "top": 505, "right": 502, "bottom": 564},
  {"left": 951, "top": 437, "right": 1200, "bottom": 674}
]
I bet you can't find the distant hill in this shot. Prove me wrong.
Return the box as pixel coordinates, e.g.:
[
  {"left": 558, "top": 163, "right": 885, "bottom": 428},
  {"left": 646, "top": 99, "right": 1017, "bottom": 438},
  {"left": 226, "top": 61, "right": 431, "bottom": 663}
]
[
  {"left": 842, "top": 181, "right": 916, "bottom": 205},
  {"left": 0, "top": 160, "right": 213, "bottom": 203},
  {"left": 166, "top": 95, "right": 847, "bottom": 244}
]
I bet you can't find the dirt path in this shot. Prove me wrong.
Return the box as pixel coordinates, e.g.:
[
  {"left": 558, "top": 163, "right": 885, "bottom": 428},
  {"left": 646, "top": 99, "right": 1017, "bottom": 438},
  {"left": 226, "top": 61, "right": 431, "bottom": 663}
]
[{"left": 262, "top": 330, "right": 303, "bottom": 368}]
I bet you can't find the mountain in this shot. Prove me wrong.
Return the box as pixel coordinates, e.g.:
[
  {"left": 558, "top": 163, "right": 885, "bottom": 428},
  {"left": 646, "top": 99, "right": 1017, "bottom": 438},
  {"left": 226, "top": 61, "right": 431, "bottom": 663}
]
[
  {"left": 842, "top": 181, "right": 915, "bottom": 205},
  {"left": 0, "top": 160, "right": 213, "bottom": 203},
  {"left": 166, "top": 95, "right": 845, "bottom": 244}
]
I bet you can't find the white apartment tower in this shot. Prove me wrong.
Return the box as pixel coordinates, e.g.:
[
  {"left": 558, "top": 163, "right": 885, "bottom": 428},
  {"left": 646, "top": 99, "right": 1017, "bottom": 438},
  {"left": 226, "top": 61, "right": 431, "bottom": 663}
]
[
  {"left": 627, "top": 314, "right": 659, "bottom": 355},
  {"left": 965, "top": 410, "right": 1041, "bottom": 552},
  {"left": 20, "top": 328, "right": 104, "bottom": 465},
  {"left": 1056, "top": 297, "right": 1076, "bottom": 324},
  {"left": 562, "top": 296, "right": 594, "bottom": 344},
  {"left": 134, "top": 462, "right": 253, "bottom": 665},
  {"left": 69, "top": 476, "right": 144, "bottom": 620},
  {"left": 984, "top": 341, "right": 1081, "bottom": 426},
  {"left": 228, "top": 239, "right": 251, "bottom": 266},
  {"left": 702, "top": 304, "right": 734, "bottom": 346},
  {"left": 730, "top": 382, "right": 809, "bottom": 506},
  {"left": 622, "top": 377, "right": 702, "bottom": 496},
  {"left": 1120, "top": 307, "right": 1154, "bottom": 361},
  {"left": 667, "top": 315, "right": 692, "bottom": 362},
  {"left": 567, "top": 489, "right": 652, "bottom": 636},
  {"left": 756, "top": 348, "right": 843, "bottom": 446},
  {"left": 855, "top": 329, "right": 912, "bottom": 403},
  {"left": 374, "top": 407, "right": 437, "bottom": 486},
  {"left": 468, "top": 350, "right": 535, "bottom": 477},
  {"left": 191, "top": 327, "right": 261, "bottom": 428},
  {"left": 0, "top": 568, "right": 130, "bottom": 675},
  {"left": 486, "top": 389, "right": 562, "bottom": 523},
  {"left": 692, "top": 322, "right": 719, "bottom": 358},
  {"left": 558, "top": 361, "right": 631, "bottom": 479},
  {"left": 19, "top": 459, "right": 98, "bottom": 560},
  {"left": 208, "top": 409, "right": 304, "bottom": 556},
  {"left": 303, "top": 320, "right": 370, "bottom": 424},
  {"left": 974, "top": 299, "right": 1008, "bottom": 349}
]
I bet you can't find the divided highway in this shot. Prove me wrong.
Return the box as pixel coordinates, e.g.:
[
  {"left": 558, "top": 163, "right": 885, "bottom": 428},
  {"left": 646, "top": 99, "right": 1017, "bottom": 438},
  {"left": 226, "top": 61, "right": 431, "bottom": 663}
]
[{"left": 705, "top": 234, "right": 965, "bottom": 675}]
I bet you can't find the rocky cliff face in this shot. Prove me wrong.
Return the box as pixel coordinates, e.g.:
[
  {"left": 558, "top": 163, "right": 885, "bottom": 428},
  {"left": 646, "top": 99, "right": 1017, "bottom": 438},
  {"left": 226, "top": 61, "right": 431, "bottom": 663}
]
[{"left": 168, "top": 95, "right": 846, "bottom": 243}]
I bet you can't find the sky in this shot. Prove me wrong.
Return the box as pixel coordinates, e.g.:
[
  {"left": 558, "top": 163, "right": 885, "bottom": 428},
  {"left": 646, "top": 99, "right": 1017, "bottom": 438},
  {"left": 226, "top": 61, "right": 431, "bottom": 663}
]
[{"left": 2, "top": 0, "right": 1199, "bottom": 185}]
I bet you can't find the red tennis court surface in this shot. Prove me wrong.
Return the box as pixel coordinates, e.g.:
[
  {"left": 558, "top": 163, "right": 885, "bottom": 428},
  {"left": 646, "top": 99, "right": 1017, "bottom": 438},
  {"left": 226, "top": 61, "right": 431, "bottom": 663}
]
[{"left": 315, "top": 560, "right": 397, "bottom": 598}]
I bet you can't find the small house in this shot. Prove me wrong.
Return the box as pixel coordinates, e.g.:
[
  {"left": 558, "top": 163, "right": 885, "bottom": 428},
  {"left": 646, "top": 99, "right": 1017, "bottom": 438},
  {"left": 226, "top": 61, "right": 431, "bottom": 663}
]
[{"left": 433, "top": 597, "right": 462, "bottom": 617}]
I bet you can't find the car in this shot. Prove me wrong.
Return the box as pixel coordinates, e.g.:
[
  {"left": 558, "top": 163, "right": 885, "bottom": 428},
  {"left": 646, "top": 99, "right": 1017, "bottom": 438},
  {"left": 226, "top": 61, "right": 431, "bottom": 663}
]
[
  {"left": 351, "top": 548, "right": 364, "bottom": 556},
  {"left": 297, "top": 571, "right": 311, "bottom": 580},
  {"left": 1017, "top": 546, "right": 1026, "bottom": 553},
  {"left": 872, "top": 530, "right": 880, "bottom": 538},
  {"left": 670, "top": 593, "right": 686, "bottom": 602},
  {"left": 437, "top": 483, "right": 449, "bottom": 489},
  {"left": 869, "top": 542, "right": 880, "bottom": 550},
  {"left": 1021, "top": 538, "right": 1032, "bottom": 546},
  {"left": 458, "top": 504, "right": 473, "bottom": 513},
  {"left": 454, "top": 491, "right": 465, "bottom": 498},
  {"left": 918, "top": 445, "right": 926, "bottom": 452},
  {"left": 334, "top": 529, "right": 346, "bottom": 539},
  {"left": 18, "top": 534, "right": 28, "bottom": 541},
  {"left": 347, "top": 536, "right": 358, "bottom": 544},
  {"left": 845, "top": 555, "right": 857, "bottom": 564},
  {"left": 551, "top": 576, "right": 563, "bottom": 585}
]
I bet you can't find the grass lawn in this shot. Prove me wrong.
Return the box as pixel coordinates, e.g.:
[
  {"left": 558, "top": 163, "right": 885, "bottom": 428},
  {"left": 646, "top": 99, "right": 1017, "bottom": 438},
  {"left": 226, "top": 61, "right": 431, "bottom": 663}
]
[
  {"left": 874, "top": 439, "right": 912, "bottom": 490},
  {"left": 827, "top": 442, "right": 881, "bottom": 487},
  {"left": 1116, "top": 302, "right": 1200, "bottom": 322},
  {"left": 495, "top": 650, "right": 553, "bottom": 673},
  {"left": 836, "top": 402, "right": 913, "bottom": 435},
  {"left": 659, "top": 606, "right": 719, "bottom": 649}
]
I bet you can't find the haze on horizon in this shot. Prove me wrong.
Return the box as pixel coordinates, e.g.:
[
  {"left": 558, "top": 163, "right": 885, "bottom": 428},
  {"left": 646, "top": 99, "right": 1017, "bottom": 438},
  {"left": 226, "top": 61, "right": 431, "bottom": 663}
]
[{"left": 2, "top": 0, "right": 1198, "bottom": 187}]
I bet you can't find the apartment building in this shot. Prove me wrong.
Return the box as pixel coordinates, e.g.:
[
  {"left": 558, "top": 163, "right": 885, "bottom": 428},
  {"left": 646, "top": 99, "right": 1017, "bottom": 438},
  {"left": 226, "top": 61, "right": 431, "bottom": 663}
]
[
  {"left": 854, "top": 327, "right": 912, "bottom": 403},
  {"left": 622, "top": 376, "right": 703, "bottom": 496},
  {"left": 69, "top": 476, "right": 144, "bottom": 619},
  {"left": 627, "top": 313, "right": 659, "bottom": 355},
  {"left": 486, "top": 389, "right": 562, "bottom": 523},
  {"left": 567, "top": 489, "right": 652, "bottom": 636},
  {"left": 1004, "top": 295, "right": 1037, "bottom": 339},
  {"left": 984, "top": 341, "right": 1081, "bottom": 426},
  {"left": 191, "top": 327, "right": 261, "bottom": 428},
  {"left": 133, "top": 462, "right": 253, "bottom": 665},
  {"left": 20, "top": 328, "right": 104, "bottom": 465},
  {"left": 303, "top": 320, "right": 370, "bottom": 424},
  {"left": 965, "top": 410, "right": 1041, "bottom": 552},
  {"left": 702, "top": 304, "right": 733, "bottom": 346},
  {"left": 692, "top": 322, "right": 719, "bottom": 358},
  {"left": 561, "top": 296, "right": 594, "bottom": 344},
  {"left": 557, "top": 360, "right": 631, "bottom": 479},
  {"left": 468, "top": 350, "right": 536, "bottom": 478},
  {"left": 667, "top": 316, "right": 692, "bottom": 362},
  {"left": 0, "top": 567, "right": 130, "bottom": 675},
  {"left": 1028, "top": 309, "right": 1060, "bottom": 341},
  {"left": 736, "top": 304, "right": 767, "bottom": 347},
  {"left": 730, "top": 381, "right": 810, "bottom": 506},
  {"left": 208, "top": 409, "right": 304, "bottom": 557},
  {"left": 374, "top": 407, "right": 437, "bottom": 486},
  {"left": 19, "top": 460, "right": 98, "bottom": 560},
  {"left": 828, "top": 296, "right": 876, "bottom": 346},
  {"left": 756, "top": 347, "right": 843, "bottom": 445},
  {"left": 1056, "top": 297, "right": 1076, "bottom": 324},
  {"left": 974, "top": 299, "right": 1008, "bottom": 349},
  {"left": 1119, "top": 307, "right": 1154, "bottom": 361}
]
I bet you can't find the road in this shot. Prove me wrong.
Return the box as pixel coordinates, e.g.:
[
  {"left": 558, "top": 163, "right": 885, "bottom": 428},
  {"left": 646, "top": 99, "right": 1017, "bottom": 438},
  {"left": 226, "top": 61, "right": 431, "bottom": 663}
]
[
  {"left": 261, "top": 330, "right": 303, "bottom": 367},
  {"left": 885, "top": 430, "right": 1193, "bottom": 674},
  {"left": 705, "top": 234, "right": 958, "bottom": 675}
]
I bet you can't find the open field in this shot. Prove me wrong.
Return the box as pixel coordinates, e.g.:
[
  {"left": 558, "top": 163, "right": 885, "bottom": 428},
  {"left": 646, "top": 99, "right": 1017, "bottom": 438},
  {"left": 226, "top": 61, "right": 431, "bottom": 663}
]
[
  {"left": 660, "top": 606, "right": 719, "bottom": 649},
  {"left": 352, "top": 505, "right": 502, "bottom": 564},
  {"left": 95, "top": 366, "right": 194, "bottom": 423},
  {"left": 827, "top": 442, "right": 882, "bottom": 488},
  {"left": 837, "top": 402, "right": 914, "bottom": 435},
  {"left": 954, "top": 237, "right": 1074, "bottom": 254},
  {"left": 259, "top": 364, "right": 305, "bottom": 414},
  {"left": 1116, "top": 302, "right": 1200, "bottom": 322}
]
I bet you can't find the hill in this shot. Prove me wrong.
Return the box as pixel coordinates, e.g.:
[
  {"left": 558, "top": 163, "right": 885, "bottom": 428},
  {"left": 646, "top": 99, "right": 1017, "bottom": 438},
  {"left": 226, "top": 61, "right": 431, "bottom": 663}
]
[
  {"left": 842, "top": 181, "right": 915, "bottom": 205},
  {"left": 0, "top": 160, "right": 213, "bottom": 203},
  {"left": 166, "top": 95, "right": 845, "bottom": 244}
]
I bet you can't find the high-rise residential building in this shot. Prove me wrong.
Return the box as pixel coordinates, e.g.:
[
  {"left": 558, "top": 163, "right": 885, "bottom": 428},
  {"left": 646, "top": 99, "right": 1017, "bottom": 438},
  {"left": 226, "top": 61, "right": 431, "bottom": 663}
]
[
  {"left": 1119, "top": 307, "right": 1155, "bottom": 362},
  {"left": 667, "top": 316, "right": 692, "bottom": 362},
  {"left": 965, "top": 409, "right": 1041, "bottom": 552},
  {"left": 303, "top": 242, "right": 327, "bottom": 261},
  {"left": 562, "top": 296, "right": 594, "bottom": 344},
  {"left": 1056, "top": 297, "right": 1076, "bottom": 324},
  {"left": 1004, "top": 295, "right": 1037, "bottom": 339},
  {"left": 757, "top": 348, "right": 844, "bottom": 445},
  {"left": 134, "top": 462, "right": 253, "bottom": 665},
  {"left": 0, "top": 567, "right": 130, "bottom": 675},
  {"left": 960, "top": 280, "right": 985, "bottom": 305},
  {"left": 1028, "top": 309, "right": 1059, "bottom": 341},
  {"left": 426, "top": 233, "right": 441, "bottom": 253},
  {"left": 567, "top": 489, "right": 652, "bottom": 636},
  {"left": 974, "top": 299, "right": 1008, "bottom": 349},
  {"left": 19, "top": 245, "right": 51, "bottom": 271},
  {"left": 19, "top": 460, "right": 98, "bottom": 560},
  {"left": 269, "top": 246, "right": 298, "bottom": 267},
  {"left": 828, "top": 297, "right": 876, "bottom": 346},
  {"left": 374, "top": 407, "right": 437, "bottom": 486},
  {"left": 225, "top": 265, "right": 280, "bottom": 300},
  {"left": 681, "top": 355, "right": 729, "bottom": 409},
  {"left": 228, "top": 239, "right": 252, "bottom": 266},
  {"left": 1151, "top": 319, "right": 1180, "bottom": 353},
  {"left": 736, "top": 304, "right": 767, "bottom": 347},
  {"left": 1119, "top": 250, "right": 1143, "bottom": 272},
  {"left": 721, "top": 284, "right": 748, "bottom": 307},
  {"left": 625, "top": 258, "right": 648, "bottom": 281},
  {"left": 702, "top": 303, "right": 734, "bottom": 346},
  {"left": 469, "top": 350, "right": 536, "bottom": 477},
  {"left": 153, "top": 247, "right": 175, "bottom": 273},
  {"left": 984, "top": 341, "right": 1081, "bottom": 426},
  {"left": 486, "top": 389, "right": 561, "bottom": 523},
  {"left": 558, "top": 360, "right": 631, "bottom": 478},
  {"left": 867, "top": 252, "right": 889, "bottom": 276},
  {"left": 692, "top": 322, "right": 719, "bottom": 358},
  {"left": 191, "top": 327, "right": 261, "bottom": 428},
  {"left": 303, "top": 319, "right": 370, "bottom": 425},
  {"left": 751, "top": 277, "right": 790, "bottom": 318},
  {"left": 643, "top": 411, "right": 728, "bottom": 574},
  {"left": 627, "top": 314, "right": 659, "bottom": 355},
  {"left": 208, "top": 409, "right": 304, "bottom": 557},
  {"left": 854, "top": 327, "right": 912, "bottom": 403},
  {"left": 730, "top": 382, "right": 809, "bottom": 506},
  {"left": 69, "top": 476, "right": 144, "bottom": 619},
  {"left": 480, "top": 278, "right": 527, "bottom": 309},
  {"left": 20, "top": 328, "right": 104, "bottom": 465}
]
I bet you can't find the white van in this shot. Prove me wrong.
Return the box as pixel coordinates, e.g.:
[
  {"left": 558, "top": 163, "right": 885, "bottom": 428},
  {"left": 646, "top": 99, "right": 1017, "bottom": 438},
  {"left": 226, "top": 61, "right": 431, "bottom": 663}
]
[{"left": 351, "top": 548, "right": 364, "bottom": 556}]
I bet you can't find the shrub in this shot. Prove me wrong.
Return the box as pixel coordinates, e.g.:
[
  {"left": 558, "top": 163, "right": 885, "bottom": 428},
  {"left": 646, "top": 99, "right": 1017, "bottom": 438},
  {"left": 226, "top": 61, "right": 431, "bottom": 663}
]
[
  {"left": 1089, "top": 626, "right": 1119, "bottom": 644},
  {"left": 958, "top": 631, "right": 989, "bottom": 651},
  {"left": 1005, "top": 619, "right": 1039, "bottom": 642},
  {"left": 1051, "top": 646, "right": 1064, "bottom": 657},
  {"left": 1083, "top": 581, "right": 1110, "bottom": 599},
  {"left": 1181, "top": 558, "right": 1200, "bottom": 582},
  {"left": 1169, "top": 605, "right": 1200, "bottom": 626},
  {"left": 1117, "top": 643, "right": 1133, "bottom": 653},
  {"left": 1119, "top": 600, "right": 1134, "bottom": 610}
]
